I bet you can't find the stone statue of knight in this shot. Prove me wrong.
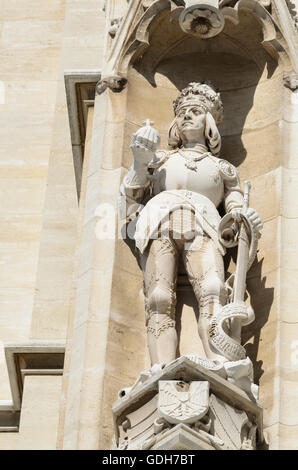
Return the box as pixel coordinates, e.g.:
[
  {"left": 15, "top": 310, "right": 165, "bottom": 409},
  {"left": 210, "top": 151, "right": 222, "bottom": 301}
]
[{"left": 120, "top": 82, "right": 263, "bottom": 369}]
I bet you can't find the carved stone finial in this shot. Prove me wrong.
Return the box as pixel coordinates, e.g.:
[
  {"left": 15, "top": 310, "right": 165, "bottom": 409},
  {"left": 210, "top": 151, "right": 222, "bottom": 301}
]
[
  {"left": 142, "top": 118, "right": 155, "bottom": 126},
  {"left": 179, "top": 0, "right": 225, "bottom": 39}
]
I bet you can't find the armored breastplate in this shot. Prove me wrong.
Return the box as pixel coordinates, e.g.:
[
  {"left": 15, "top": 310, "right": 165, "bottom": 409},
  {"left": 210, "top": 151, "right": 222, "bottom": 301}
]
[{"left": 153, "top": 152, "right": 225, "bottom": 208}]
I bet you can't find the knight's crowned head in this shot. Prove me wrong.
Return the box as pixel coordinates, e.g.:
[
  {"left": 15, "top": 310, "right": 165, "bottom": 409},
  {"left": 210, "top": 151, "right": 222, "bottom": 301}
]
[{"left": 173, "top": 81, "right": 223, "bottom": 125}]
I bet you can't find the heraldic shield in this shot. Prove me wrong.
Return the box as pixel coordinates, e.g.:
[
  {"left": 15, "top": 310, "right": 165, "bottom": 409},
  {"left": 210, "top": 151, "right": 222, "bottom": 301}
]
[{"left": 158, "top": 381, "right": 210, "bottom": 425}]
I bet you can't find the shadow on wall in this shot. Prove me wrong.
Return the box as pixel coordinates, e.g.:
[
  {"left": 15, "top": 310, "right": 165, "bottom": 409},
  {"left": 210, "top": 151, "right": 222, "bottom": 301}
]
[
  {"left": 138, "top": 47, "right": 277, "bottom": 167},
  {"left": 134, "top": 10, "right": 278, "bottom": 167},
  {"left": 224, "top": 249, "right": 274, "bottom": 385},
  {"left": 245, "top": 258, "right": 275, "bottom": 385}
]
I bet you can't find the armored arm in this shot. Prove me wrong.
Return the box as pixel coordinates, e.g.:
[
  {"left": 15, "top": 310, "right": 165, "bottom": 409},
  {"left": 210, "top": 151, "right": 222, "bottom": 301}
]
[
  {"left": 218, "top": 160, "right": 263, "bottom": 249},
  {"left": 223, "top": 163, "right": 243, "bottom": 214},
  {"left": 120, "top": 120, "right": 160, "bottom": 220},
  {"left": 217, "top": 160, "right": 243, "bottom": 245}
]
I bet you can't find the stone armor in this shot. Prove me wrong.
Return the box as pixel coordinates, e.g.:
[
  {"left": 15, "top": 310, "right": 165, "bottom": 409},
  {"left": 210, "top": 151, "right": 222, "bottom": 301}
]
[
  {"left": 120, "top": 147, "right": 245, "bottom": 364},
  {"left": 121, "top": 149, "right": 243, "bottom": 252}
]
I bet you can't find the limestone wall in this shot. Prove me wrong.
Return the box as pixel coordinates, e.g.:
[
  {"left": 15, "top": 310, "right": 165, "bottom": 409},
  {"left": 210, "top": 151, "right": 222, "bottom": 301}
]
[
  {"left": 0, "top": 0, "right": 66, "bottom": 402},
  {"left": 0, "top": 0, "right": 106, "bottom": 450},
  {"left": 0, "top": 0, "right": 297, "bottom": 451}
]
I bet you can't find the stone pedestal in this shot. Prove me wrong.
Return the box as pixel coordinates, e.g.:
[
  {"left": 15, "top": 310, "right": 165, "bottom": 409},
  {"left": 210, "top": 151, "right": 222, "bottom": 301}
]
[{"left": 112, "top": 357, "right": 263, "bottom": 450}]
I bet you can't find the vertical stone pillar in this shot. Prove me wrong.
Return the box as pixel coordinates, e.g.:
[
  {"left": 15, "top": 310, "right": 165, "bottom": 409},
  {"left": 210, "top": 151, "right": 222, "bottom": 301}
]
[
  {"left": 274, "top": 77, "right": 298, "bottom": 449},
  {"left": 59, "top": 85, "right": 129, "bottom": 449},
  {"left": 264, "top": 74, "right": 298, "bottom": 449}
]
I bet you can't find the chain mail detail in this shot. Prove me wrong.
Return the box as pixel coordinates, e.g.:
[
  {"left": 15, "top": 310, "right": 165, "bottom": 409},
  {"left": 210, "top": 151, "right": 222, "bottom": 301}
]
[{"left": 147, "top": 315, "right": 176, "bottom": 338}]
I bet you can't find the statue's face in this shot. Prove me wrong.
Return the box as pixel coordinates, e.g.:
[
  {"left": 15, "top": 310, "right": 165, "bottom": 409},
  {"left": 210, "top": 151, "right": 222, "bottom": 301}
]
[{"left": 175, "top": 105, "right": 206, "bottom": 144}]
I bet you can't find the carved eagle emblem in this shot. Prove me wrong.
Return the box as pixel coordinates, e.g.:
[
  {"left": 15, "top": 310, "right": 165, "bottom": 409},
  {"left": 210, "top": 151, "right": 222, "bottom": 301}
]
[{"left": 158, "top": 380, "right": 210, "bottom": 424}]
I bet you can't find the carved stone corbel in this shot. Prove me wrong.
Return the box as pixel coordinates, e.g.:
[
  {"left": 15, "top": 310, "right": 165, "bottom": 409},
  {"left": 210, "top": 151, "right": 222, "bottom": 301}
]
[
  {"left": 179, "top": 0, "right": 225, "bottom": 38},
  {"left": 284, "top": 73, "right": 298, "bottom": 91},
  {"left": 96, "top": 76, "right": 128, "bottom": 95}
]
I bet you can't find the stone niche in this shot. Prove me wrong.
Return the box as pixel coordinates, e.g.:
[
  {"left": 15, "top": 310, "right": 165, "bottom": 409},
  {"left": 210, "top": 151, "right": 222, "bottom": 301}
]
[
  {"left": 119, "top": 9, "right": 281, "bottom": 368},
  {"left": 109, "top": 6, "right": 283, "bottom": 450}
]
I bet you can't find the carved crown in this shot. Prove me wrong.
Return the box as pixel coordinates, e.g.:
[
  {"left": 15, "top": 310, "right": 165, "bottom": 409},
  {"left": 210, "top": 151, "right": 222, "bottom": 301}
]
[{"left": 173, "top": 82, "right": 224, "bottom": 124}]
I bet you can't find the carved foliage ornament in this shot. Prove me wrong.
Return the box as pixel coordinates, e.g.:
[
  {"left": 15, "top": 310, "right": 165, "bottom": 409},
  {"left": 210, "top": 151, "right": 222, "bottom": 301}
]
[{"left": 285, "top": 0, "right": 298, "bottom": 32}]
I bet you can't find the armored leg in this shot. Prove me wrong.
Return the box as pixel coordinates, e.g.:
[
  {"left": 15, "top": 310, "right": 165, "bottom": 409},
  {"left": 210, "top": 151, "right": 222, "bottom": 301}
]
[
  {"left": 140, "top": 238, "right": 178, "bottom": 366},
  {"left": 183, "top": 235, "right": 227, "bottom": 361}
]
